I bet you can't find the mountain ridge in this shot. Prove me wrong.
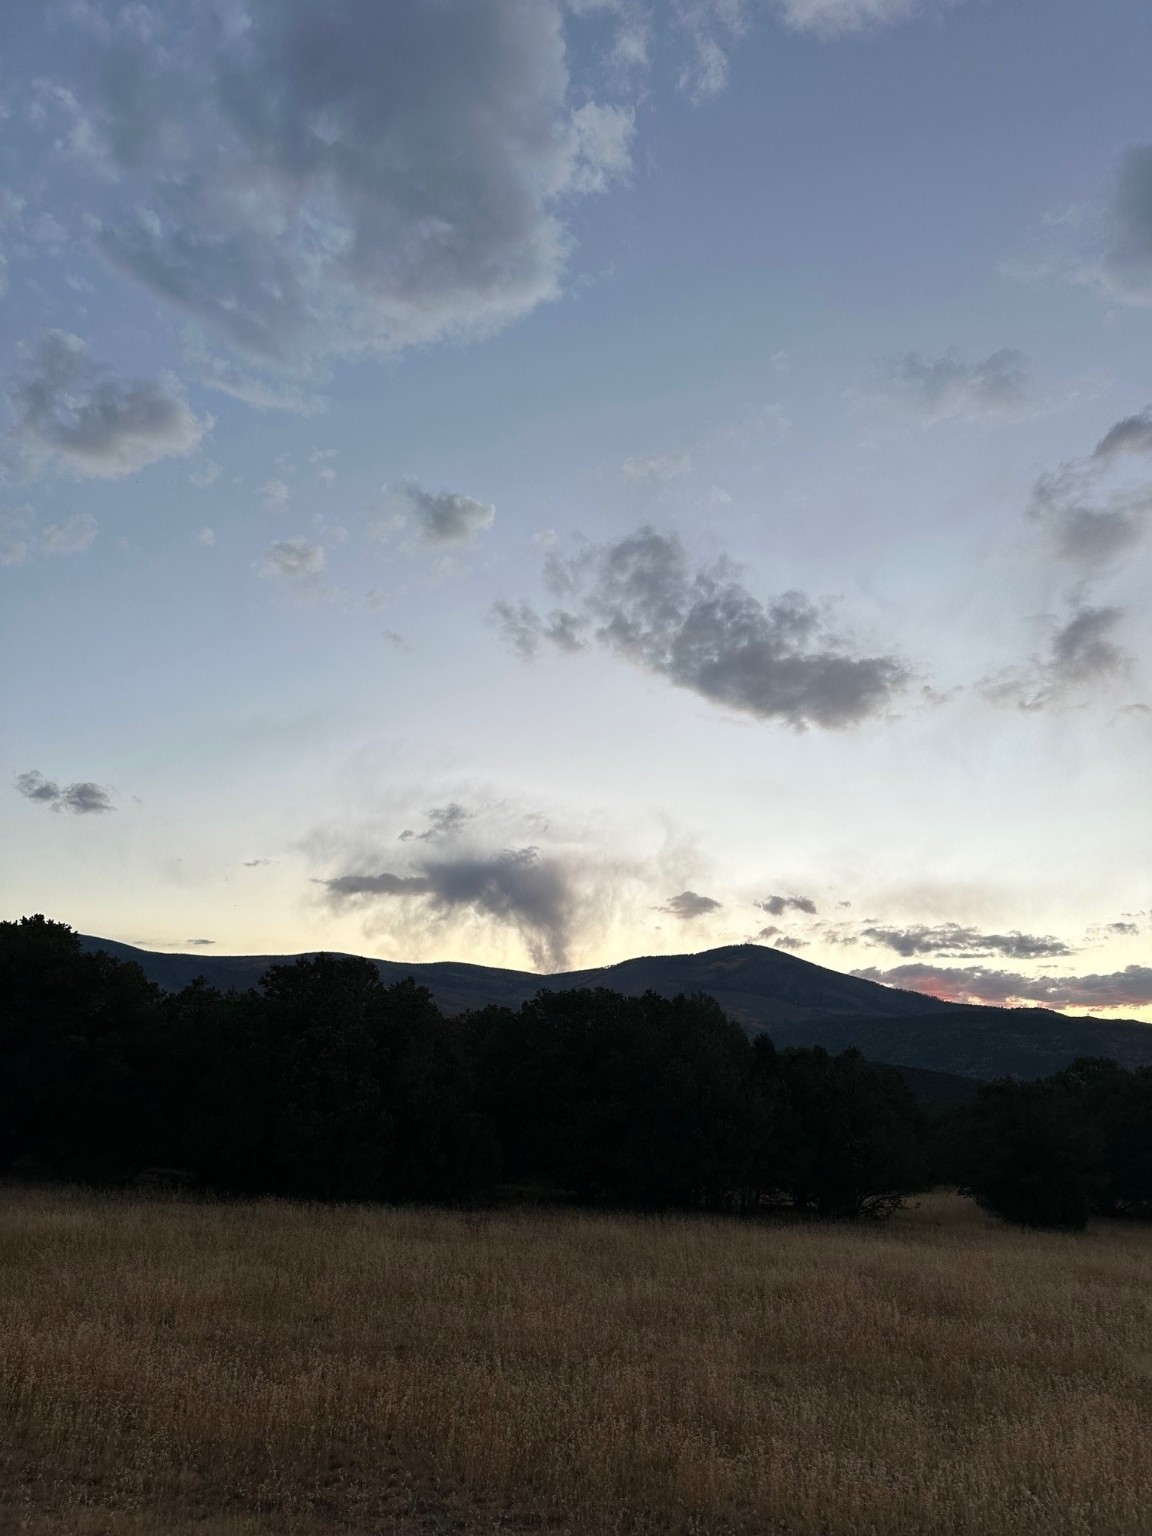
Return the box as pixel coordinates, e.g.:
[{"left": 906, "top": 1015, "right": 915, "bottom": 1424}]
[{"left": 76, "top": 934, "right": 1152, "bottom": 1082}]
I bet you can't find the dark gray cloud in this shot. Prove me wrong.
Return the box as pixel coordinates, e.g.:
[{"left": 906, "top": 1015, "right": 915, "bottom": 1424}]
[
  {"left": 496, "top": 527, "right": 909, "bottom": 730},
  {"left": 760, "top": 893, "right": 817, "bottom": 917},
  {"left": 861, "top": 348, "right": 1029, "bottom": 422},
  {"left": 399, "top": 803, "right": 473, "bottom": 842},
  {"left": 70, "top": 1, "right": 632, "bottom": 374},
  {"left": 242, "top": 858, "right": 273, "bottom": 867},
  {"left": 983, "top": 603, "right": 1130, "bottom": 711},
  {"left": 1048, "top": 606, "right": 1129, "bottom": 684},
  {"left": 755, "top": 923, "right": 805, "bottom": 946},
  {"left": 493, "top": 600, "right": 586, "bottom": 658},
  {"left": 322, "top": 845, "right": 574, "bottom": 969},
  {"left": 854, "top": 962, "right": 1152, "bottom": 1012},
  {"left": 658, "top": 890, "right": 722, "bottom": 920},
  {"left": 186, "top": 938, "right": 215, "bottom": 947},
  {"left": 10, "top": 332, "right": 207, "bottom": 477},
  {"left": 859, "top": 922, "right": 1074, "bottom": 960},
  {"left": 1093, "top": 408, "right": 1152, "bottom": 463},
  {"left": 389, "top": 483, "right": 495, "bottom": 545},
  {"left": 1100, "top": 145, "right": 1152, "bottom": 305},
  {"left": 1028, "top": 461, "right": 1150, "bottom": 565},
  {"left": 15, "top": 770, "right": 114, "bottom": 814}
]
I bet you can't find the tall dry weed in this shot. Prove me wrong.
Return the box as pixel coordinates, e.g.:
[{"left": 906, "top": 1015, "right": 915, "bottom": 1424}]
[{"left": 1, "top": 1188, "right": 1150, "bottom": 1535}]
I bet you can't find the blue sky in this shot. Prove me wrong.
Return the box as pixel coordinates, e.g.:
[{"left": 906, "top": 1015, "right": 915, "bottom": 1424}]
[{"left": 2, "top": 0, "right": 1151, "bottom": 1018}]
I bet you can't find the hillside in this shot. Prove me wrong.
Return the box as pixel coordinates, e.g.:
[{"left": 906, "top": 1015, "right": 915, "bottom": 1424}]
[{"left": 77, "top": 935, "right": 1152, "bottom": 1082}]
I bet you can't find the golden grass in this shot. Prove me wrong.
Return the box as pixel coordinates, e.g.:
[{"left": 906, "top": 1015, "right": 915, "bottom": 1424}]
[{"left": 1, "top": 1187, "right": 1151, "bottom": 1536}]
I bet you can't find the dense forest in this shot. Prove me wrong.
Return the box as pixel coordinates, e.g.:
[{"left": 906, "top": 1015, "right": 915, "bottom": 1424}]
[{"left": 3, "top": 916, "right": 1150, "bottom": 1230}]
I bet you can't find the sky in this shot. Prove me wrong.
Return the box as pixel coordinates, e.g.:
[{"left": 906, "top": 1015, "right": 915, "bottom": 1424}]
[{"left": 2, "top": 0, "right": 1151, "bottom": 1020}]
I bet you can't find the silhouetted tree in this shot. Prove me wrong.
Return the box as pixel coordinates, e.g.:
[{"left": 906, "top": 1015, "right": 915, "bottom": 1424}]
[
  {"left": 470, "top": 988, "right": 752, "bottom": 1209},
  {"left": 0, "top": 915, "right": 160, "bottom": 1178},
  {"left": 758, "top": 1045, "right": 930, "bottom": 1219},
  {"left": 950, "top": 1077, "right": 1095, "bottom": 1230},
  {"left": 7, "top": 913, "right": 1147, "bottom": 1230}
]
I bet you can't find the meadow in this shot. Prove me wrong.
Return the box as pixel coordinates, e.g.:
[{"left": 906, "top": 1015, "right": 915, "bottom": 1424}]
[{"left": 2, "top": 1187, "right": 1150, "bottom": 1536}]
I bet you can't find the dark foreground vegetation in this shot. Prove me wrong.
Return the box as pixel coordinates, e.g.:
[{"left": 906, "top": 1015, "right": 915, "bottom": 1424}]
[{"left": 3, "top": 916, "right": 1151, "bottom": 1229}]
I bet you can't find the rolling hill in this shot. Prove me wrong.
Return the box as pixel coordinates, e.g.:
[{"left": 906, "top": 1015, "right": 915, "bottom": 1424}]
[{"left": 77, "top": 935, "right": 1152, "bottom": 1083}]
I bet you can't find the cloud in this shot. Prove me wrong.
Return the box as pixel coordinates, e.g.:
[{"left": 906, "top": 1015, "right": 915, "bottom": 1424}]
[
  {"left": 658, "top": 889, "right": 722, "bottom": 919},
  {"left": 186, "top": 938, "right": 215, "bottom": 946},
  {"left": 760, "top": 893, "right": 817, "bottom": 917},
  {"left": 0, "top": 532, "right": 29, "bottom": 567},
  {"left": 493, "top": 599, "right": 586, "bottom": 658},
  {"left": 259, "top": 537, "right": 325, "bottom": 580},
  {"left": 15, "top": 769, "right": 114, "bottom": 814},
  {"left": 260, "top": 479, "right": 290, "bottom": 512},
  {"left": 321, "top": 845, "right": 575, "bottom": 969},
  {"left": 859, "top": 348, "right": 1029, "bottom": 423},
  {"left": 854, "top": 962, "right": 1152, "bottom": 1013},
  {"left": 670, "top": 1, "right": 751, "bottom": 99},
  {"left": 1100, "top": 145, "right": 1152, "bottom": 306},
  {"left": 190, "top": 459, "right": 222, "bottom": 488},
  {"left": 983, "top": 602, "right": 1131, "bottom": 711},
  {"left": 41, "top": 513, "right": 98, "bottom": 555},
  {"left": 772, "top": 0, "right": 938, "bottom": 36},
  {"left": 1046, "top": 605, "right": 1130, "bottom": 685},
  {"left": 9, "top": 332, "right": 208, "bottom": 477},
  {"left": 71, "top": 0, "right": 632, "bottom": 372},
  {"left": 399, "top": 802, "right": 474, "bottom": 842},
  {"left": 196, "top": 527, "right": 216, "bottom": 546},
  {"left": 383, "top": 481, "right": 495, "bottom": 545},
  {"left": 623, "top": 453, "right": 693, "bottom": 484},
  {"left": 858, "top": 923, "right": 1074, "bottom": 960},
  {"left": 243, "top": 858, "right": 272, "bottom": 867},
  {"left": 1028, "top": 459, "right": 1151, "bottom": 566},
  {"left": 496, "top": 526, "right": 909, "bottom": 729},
  {"left": 1093, "top": 408, "right": 1152, "bottom": 464}
]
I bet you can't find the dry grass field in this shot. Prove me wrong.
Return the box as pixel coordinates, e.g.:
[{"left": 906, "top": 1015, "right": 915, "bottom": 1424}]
[{"left": 2, "top": 1187, "right": 1151, "bottom": 1536}]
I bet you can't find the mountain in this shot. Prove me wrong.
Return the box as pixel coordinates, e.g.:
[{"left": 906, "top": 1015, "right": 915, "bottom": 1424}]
[{"left": 77, "top": 935, "right": 1152, "bottom": 1083}]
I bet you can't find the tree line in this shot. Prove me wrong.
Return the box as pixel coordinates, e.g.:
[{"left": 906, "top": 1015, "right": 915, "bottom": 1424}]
[{"left": 3, "top": 916, "right": 1150, "bottom": 1230}]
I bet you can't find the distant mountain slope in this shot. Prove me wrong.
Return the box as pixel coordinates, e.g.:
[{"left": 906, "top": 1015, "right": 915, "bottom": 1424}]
[
  {"left": 76, "top": 938, "right": 951, "bottom": 1018},
  {"left": 77, "top": 935, "right": 1152, "bottom": 1082}
]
